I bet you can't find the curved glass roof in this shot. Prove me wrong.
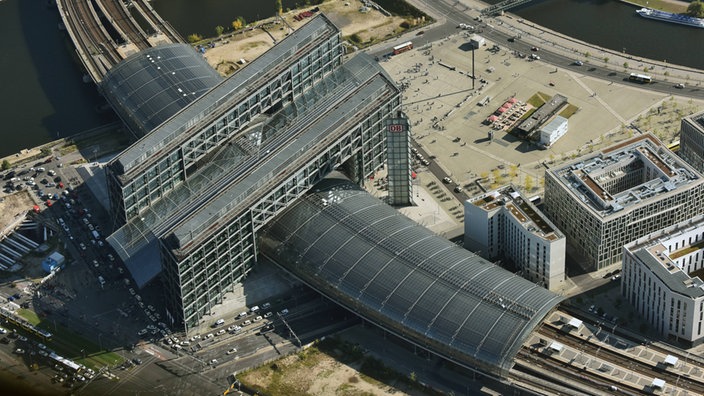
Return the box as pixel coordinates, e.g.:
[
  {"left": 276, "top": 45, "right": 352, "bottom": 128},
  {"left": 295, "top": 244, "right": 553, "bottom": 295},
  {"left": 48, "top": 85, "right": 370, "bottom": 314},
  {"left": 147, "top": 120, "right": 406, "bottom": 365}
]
[
  {"left": 260, "top": 174, "right": 563, "bottom": 376},
  {"left": 100, "top": 43, "right": 223, "bottom": 137}
]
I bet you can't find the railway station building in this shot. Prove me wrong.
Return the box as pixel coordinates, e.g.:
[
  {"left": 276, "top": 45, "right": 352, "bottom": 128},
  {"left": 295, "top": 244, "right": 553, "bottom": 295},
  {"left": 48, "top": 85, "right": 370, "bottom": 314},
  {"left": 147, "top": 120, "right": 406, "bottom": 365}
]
[
  {"left": 543, "top": 134, "right": 704, "bottom": 271},
  {"left": 622, "top": 215, "right": 704, "bottom": 347},
  {"left": 103, "top": 15, "right": 412, "bottom": 331},
  {"left": 261, "top": 174, "right": 563, "bottom": 378}
]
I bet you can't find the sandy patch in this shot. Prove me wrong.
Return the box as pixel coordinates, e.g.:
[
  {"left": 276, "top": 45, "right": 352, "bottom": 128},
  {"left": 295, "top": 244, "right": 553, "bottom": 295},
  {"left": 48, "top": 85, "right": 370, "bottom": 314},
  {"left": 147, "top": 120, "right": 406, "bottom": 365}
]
[
  {"left": 0, "top": 191, "right": 35, "bottom": 236},
  {"left": 203, "top": 0, "right": 412, "bottom": 75}
]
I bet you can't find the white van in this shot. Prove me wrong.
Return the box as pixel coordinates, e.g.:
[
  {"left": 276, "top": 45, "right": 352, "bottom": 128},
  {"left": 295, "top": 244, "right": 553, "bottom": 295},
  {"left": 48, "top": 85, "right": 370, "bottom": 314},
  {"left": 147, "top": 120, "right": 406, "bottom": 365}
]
[{"left": 214, "top": 318, "right": 225, "bottom": 327}]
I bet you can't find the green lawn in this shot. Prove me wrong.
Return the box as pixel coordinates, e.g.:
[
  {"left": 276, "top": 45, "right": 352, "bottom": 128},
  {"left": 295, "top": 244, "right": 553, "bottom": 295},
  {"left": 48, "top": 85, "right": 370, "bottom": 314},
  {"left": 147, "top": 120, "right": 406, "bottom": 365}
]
[
  {"left": 16, "top": 309, "right": 41, "bottom": 326},
  {"left": 626, "top": 0, "right": 687, "bottom": 13}
]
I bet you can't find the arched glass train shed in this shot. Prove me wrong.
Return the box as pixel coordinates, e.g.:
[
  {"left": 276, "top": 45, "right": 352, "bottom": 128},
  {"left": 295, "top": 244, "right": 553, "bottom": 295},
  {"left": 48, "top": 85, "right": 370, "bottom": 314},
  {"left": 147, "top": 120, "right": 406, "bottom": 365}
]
[
  {"left": 100, "top": 43, "right": 223, "bottom": 138},
  {"left": 260, "top": 175, "right": 563, "bottom": 377}
]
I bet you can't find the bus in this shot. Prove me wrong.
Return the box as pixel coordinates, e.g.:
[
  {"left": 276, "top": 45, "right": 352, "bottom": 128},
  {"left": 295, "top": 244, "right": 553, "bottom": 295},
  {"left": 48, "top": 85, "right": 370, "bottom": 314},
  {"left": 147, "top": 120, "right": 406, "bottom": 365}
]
[
  {"left": 392, "top": 41, "right": 413, "bottom": 55},
  {"left": 629, "top": 73, "right": 653, "bottom": 83}
]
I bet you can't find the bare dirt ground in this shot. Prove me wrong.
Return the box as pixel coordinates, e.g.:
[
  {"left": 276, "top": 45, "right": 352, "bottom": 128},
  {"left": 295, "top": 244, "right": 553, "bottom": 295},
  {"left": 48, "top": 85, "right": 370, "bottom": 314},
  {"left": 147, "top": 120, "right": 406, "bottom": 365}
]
[
  {"left": 239, "top": 339, "right": 432, "bottom": 396},
  {"left": 0, "top": 191, "right": 35, "bottom": 237},
  {"left": 204, "top": 0, "right": 407, "bottom": 75}
]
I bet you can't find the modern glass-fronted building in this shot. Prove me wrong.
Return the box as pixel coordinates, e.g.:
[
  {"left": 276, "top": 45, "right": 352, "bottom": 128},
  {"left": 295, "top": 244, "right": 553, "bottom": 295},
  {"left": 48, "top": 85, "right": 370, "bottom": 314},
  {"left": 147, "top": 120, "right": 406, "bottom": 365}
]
[
  {"left": 103, "top": 20, "right": 402, "bottom": 329},
  {"left": 105, "top": 15, "right": 343, "bottom": 225}
]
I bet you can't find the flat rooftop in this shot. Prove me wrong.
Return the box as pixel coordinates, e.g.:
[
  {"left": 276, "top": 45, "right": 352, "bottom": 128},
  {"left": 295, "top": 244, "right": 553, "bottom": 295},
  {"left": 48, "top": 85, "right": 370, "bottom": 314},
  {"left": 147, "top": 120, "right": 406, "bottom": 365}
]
[
  {"left": 626, "top": 215, "right": 704, "bottom": 299},
  {"left": 472, "top": 185, "right": 563, "bottom": 242},
  {"left": 548, "top": 134, "right": 701, "bottom": 218}
]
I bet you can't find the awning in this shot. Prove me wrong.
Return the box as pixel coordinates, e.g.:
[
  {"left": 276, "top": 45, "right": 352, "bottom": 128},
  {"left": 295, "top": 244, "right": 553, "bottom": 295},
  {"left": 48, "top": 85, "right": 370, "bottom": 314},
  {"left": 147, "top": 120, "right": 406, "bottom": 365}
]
[
  {"left": 664, "top": 355, "right": 678, "bottom": 366},
  {"left": 567, "top": 318, "right": 582, "bottom": 329},
  {"left": 548, "top": 341, "right": 563, "bottom": 352}
]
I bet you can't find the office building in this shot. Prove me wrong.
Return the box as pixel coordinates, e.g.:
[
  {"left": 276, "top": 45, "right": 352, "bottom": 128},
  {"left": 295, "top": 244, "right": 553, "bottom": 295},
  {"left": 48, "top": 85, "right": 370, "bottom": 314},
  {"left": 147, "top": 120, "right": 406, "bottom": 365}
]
[
  {"left": 465, "top": 185, "right": 566, "bottom": 291},
  {"left": 680, "top": 110, "right": 704, "bottom": 174},
  {"left": 104, "top": 16, "right": 405, "bottom": 331},
  {"left": 544, "top": 134, "right": 704, "bottom": 271},
  {"left": 105, "top": 15, "right": 344, "bottom": 226},
  {"left": 622, "top": 215, "right": 704, "bottom": 347}
]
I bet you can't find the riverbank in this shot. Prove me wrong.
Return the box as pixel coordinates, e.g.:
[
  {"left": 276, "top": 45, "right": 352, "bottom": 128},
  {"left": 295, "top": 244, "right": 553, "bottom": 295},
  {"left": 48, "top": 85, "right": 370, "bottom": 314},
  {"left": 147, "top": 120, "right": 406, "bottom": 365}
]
[
  {"left": 198, "top": 0, "right": 428, "bottom": 75},
  {"left": 620, "top": 0, "right": 688, "bottom": 13}
]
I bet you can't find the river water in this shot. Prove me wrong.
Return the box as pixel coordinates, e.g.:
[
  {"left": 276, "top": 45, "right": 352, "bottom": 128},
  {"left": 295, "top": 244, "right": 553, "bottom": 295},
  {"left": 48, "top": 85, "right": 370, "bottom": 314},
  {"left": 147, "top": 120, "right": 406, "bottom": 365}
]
[
  {"left": 0, "top": 0, "right": 111, "bottom": 157},
  {"left": 0, "top": 0, "right": 701, "bottom": 157}
]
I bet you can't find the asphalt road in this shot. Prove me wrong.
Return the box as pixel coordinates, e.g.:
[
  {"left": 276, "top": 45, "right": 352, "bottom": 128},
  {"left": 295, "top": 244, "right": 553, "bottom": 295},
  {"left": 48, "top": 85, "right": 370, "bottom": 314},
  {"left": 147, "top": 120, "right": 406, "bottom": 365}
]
[{"left": 371, "top": 0, "right": 704, "bottom": 101}]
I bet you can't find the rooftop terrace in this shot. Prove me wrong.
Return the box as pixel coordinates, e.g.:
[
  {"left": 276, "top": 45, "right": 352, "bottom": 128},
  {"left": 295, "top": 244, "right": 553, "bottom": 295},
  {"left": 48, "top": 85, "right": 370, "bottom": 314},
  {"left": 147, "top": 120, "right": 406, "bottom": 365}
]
[
  {"left": 471, "top": 185, "right": 562, "bottom": 241},
  {"left": 626, "top": 215, "right": 704, "bottom": 299}
]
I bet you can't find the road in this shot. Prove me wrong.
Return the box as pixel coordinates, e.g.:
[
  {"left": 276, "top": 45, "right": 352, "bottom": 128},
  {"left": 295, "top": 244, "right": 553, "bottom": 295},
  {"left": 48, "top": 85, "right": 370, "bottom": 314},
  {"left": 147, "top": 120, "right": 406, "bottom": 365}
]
[{"left": 371, "top": 0, "right": 704, "bottom": 101}]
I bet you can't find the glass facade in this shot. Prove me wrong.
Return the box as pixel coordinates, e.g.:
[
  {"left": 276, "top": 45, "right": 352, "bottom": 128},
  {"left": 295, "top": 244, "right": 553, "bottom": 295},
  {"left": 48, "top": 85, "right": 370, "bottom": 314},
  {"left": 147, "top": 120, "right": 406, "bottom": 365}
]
[
  {"left": 385, "top": 114, "right": 413, "bottom": 206},
  {"left": 107, "top": 33, "right": 342, "bottom": 226},
  {"left": 165, "top": 95, "right": 402, "bottom": 331}
]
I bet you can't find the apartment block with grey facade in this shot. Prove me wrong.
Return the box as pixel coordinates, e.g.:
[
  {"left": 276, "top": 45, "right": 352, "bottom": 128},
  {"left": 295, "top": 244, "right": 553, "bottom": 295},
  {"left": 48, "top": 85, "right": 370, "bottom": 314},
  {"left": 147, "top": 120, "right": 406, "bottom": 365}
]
[
  {"left": 544, "top": 134, "right": 704, "bottom": 271},
  {"left": 680, "top": 110, "right": 704, "bottom": 174}
]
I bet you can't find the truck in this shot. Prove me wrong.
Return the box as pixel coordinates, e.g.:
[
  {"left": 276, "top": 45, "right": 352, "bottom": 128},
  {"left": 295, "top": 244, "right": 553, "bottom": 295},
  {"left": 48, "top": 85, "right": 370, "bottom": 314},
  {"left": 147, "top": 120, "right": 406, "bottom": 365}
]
[{"left": 91, "top": 230, "right": 100, "bottom": 240}]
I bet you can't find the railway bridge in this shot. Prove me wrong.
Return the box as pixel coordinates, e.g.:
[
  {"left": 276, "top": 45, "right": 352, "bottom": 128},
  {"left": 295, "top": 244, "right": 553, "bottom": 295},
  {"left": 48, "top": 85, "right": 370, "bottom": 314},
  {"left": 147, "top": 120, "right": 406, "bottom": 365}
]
[{"left": 55, "top": 0, "right": 182, "bottom": 83}]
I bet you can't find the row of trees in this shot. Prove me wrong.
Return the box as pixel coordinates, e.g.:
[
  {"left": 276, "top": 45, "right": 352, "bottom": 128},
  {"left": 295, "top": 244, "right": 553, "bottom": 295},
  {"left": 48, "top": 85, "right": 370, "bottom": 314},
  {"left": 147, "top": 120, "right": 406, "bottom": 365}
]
[
  {"left": 186, "top": 0, "right": 286, "bottom": 44},
  {"left": 187, "top": 17, "right": 248, "bottom": 43}
]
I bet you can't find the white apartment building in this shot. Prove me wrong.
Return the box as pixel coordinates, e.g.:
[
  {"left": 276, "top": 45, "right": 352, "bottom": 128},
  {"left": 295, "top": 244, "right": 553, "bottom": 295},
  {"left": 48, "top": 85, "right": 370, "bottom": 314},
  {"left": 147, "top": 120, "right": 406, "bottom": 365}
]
[
  {"left": 622, "top": 215, "right": 704, "bottom": 347},
  {"left": 464, "top": 185, "right": 566, "bottom": 291},
  {"left": 544, "top": 134, "right": 704, "bottom": 271}
]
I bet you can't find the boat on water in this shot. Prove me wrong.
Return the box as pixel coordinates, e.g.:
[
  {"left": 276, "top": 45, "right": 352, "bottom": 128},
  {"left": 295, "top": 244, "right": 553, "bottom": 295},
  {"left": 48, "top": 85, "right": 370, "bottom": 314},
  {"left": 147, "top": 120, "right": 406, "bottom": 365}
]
[{"left": 636, "top": 8, "right": 704, "bottom": 28}]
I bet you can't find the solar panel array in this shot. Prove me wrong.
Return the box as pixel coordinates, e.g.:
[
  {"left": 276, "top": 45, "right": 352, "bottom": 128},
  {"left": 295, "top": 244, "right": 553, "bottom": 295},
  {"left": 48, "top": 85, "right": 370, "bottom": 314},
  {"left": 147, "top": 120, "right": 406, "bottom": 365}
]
[{"left": 261, "top": 175, "right": 563, "bottom": 376}]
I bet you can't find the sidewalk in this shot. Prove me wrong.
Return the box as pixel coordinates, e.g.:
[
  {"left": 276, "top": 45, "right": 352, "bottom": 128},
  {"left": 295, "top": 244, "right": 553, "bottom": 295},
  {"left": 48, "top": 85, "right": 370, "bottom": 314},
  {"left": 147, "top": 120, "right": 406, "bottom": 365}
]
[{"left": 403, "top": 0, "right": 703, "bottom": 86}]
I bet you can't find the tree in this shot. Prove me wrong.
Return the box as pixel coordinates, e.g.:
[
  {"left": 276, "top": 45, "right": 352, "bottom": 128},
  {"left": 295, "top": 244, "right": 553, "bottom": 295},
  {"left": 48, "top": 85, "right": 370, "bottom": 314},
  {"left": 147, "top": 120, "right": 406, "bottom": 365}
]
[
  {"left": 232, "top": 17, "right": 247, "bottom": 31},
  {"left": 275, "top": 0, "right": 283, "bottom": 15},
  {"left": 603, "top": 56, "right": 609, "bottom": 64},
  {"left": 215, "top": 25, "right": 224, "bottom": 36},
  {"left": 623, "top": 62, "right": 629, "bottom": 69},
  {"left": 1, "top": 160, "right": 10, "bottom": 171},
  {"left": 187, "top": 34, "right": 203, "bottom": 43},
  {"left": 524, "top": 175, "right": 533, "bottom": 191},
  {"left": 687, "top": 0, "right": 704, "bottom": 18}
]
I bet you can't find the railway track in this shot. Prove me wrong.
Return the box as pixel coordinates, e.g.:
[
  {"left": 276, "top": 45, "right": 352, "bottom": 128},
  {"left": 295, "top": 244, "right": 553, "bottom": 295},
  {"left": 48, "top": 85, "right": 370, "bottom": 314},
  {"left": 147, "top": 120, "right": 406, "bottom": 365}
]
[
  {"left": 58, "top": 0, "right": 182, "bottom": 83},
  {"left": 537, "top": 323, "right": 704, "bottom": 394},
  {"left": 94, "top": 0, "right": 150, "bottom": 51},
  {"left": 131, "top": 0, "right": 183, "bottom": 44}
]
